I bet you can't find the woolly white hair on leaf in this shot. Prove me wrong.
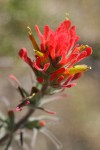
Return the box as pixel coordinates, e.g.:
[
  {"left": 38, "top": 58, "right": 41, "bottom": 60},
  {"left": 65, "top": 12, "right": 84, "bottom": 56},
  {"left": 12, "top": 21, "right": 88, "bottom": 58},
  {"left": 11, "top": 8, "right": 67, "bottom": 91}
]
[
  {"left": 31, "top": 129, "right": 38, "bottom": 148},
  {"left": 40, "top": 128, "right": 63, "bottom": 149}
]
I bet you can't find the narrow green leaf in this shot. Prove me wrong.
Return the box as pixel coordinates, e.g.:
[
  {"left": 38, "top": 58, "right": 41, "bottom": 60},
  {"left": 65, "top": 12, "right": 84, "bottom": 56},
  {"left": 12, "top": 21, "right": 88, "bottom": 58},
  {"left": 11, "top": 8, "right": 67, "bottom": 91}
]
[
  {"left": 20, "top": 131, "right": 23, "bottom": 146},
  {"left": 7, "top": 110, "right": 15, "bottom": 132}
]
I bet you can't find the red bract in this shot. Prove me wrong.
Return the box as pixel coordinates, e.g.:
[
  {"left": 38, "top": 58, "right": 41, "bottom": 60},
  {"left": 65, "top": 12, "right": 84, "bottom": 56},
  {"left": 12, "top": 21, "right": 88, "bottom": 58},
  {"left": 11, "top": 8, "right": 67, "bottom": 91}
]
[
  {"left": 19, "top": 48, "right": 33, "bottom": 67},
  {"left": 19, "top": 19, "right": 92, "bottom": 88}
]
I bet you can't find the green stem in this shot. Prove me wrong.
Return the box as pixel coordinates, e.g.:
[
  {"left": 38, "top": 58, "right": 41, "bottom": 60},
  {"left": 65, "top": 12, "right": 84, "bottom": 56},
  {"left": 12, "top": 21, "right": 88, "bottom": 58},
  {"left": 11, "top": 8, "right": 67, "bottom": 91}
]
[
  {"left": 0, "top": 109, "right": 34, "bottom": 144},
  {"left": 0, "top": 83, "right": 48, "bottom": 144}
]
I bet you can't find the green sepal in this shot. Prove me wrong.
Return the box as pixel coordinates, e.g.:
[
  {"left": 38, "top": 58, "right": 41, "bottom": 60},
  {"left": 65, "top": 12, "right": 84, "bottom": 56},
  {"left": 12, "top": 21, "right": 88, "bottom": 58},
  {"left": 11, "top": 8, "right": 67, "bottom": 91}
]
[
  {"left": 7, "top": 110, "right": 15, "bottom": 132},
  {"left": 25, "top": 120, "right": 42, "bottom": 130}
]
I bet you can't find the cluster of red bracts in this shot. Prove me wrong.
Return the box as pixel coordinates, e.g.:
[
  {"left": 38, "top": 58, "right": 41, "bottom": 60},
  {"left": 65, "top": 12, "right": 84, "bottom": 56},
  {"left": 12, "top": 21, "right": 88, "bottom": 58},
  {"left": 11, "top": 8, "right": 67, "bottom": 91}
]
[{"left": 19, "top": 19, "right": 92, "bottom": 88}]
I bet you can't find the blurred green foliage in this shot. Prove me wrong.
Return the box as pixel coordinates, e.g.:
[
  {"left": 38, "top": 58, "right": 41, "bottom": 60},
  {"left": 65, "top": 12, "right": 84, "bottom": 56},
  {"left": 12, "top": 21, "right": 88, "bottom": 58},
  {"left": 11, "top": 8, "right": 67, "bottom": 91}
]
[
  {"left": 0, "top": 0, "right": 100, "bottom": 59},
  {"left": 0, "top": 0, "right": 43, "bottom": 56}
]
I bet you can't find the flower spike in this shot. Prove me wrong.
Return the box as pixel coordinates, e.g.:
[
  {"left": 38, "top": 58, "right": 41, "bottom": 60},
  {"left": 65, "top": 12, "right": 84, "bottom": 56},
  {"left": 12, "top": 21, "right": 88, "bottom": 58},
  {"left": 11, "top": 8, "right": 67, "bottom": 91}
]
[{"left": 0, "top": 15, "right": 93, "bottom": 150}]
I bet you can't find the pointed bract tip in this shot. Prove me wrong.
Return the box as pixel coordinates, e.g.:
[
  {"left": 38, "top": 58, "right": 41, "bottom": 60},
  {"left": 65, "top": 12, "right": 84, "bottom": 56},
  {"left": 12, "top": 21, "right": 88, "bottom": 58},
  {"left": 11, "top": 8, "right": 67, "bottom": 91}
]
[
  {"left": 39, "top": 120, "right": 46, "bottom": 127},
  {"left": 9, "top": 74, "right": 20, "bottom": 86},
  {"left": 65, "top": 13, "right": 69, "bottom": 20},
  {"left": 44, "top": 109, "right": 57, "bottom": 115},
  {"left": 27, "top": 26, "right": 32, "bottom": 35},
  {"left": 16, "top": 107, "right": 22, "bottom": 111}
]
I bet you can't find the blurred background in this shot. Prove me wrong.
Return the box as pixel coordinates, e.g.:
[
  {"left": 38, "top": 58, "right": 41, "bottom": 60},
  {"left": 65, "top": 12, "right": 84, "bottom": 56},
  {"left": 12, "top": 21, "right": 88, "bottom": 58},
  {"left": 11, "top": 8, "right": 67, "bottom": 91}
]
[{"left": 0, "top": 0, "right": 100, "bottom": 150}]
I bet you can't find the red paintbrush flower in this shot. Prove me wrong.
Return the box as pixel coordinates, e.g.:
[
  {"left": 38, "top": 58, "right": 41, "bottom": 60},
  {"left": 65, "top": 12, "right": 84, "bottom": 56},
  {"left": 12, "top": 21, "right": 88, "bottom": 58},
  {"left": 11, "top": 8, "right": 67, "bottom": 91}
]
[{"left": 19, "top": 19, "right": 92, "bottom": 88}]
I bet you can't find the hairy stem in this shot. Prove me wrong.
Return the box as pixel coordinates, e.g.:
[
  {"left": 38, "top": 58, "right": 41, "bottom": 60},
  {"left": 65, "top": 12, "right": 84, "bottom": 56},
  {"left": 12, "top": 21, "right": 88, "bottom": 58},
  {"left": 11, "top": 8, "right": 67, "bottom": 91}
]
[
  {"left": 0, "top": 82, "right": 48, "bottom": 144},
  {"left": 0, "top": 108, "right": 34, "bottom": 143}
]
